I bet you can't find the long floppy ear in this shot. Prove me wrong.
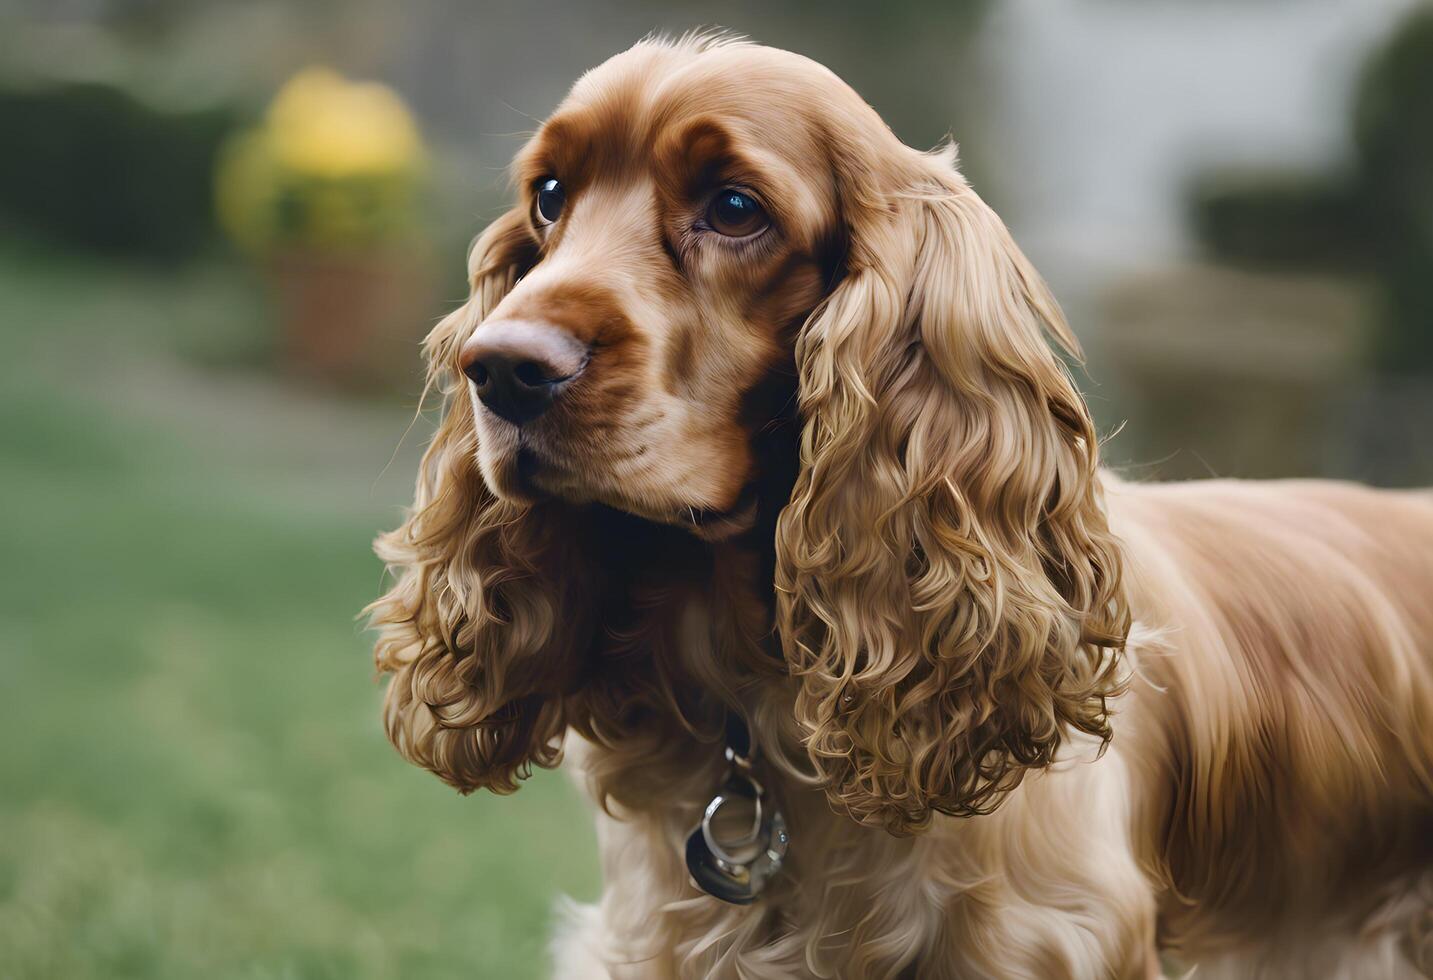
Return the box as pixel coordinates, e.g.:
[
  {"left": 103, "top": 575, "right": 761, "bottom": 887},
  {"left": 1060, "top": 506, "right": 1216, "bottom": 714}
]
[
  {"left": 367, "top": 209, "right": 594, "bottom": 794},
  {"left": 775, "top": 147, "right": 1130, "bottom": 834}
]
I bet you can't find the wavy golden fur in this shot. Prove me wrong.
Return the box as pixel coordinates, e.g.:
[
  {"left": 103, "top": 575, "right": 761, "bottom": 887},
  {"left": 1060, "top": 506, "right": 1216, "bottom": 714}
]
[{"left": 369, "top": 35, "right": 1433, "bottom": 978}]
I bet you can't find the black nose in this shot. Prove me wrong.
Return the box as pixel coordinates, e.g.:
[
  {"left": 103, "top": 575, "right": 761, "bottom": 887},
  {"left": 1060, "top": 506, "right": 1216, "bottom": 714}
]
[{"left": 458, "top": 320, "right": 588, "bottom": 425}]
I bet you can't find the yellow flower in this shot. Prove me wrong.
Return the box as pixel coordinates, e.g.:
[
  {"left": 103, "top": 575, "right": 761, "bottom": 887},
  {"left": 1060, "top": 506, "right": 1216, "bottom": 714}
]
[
  {"left": 266, "top": 68, "right": 425, "bottom": 178},
  {"left": 214, "top": 67, "right": 426, "bottom": 252}
]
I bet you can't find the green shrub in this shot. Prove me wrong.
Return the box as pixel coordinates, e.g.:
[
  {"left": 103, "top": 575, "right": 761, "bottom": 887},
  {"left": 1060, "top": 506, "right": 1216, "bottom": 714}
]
[
  {"left": 0, "top": 82, "right": 239, "bottom": 262},
  {"left": 1187, "top": 168, "right": 1368, "bottom": 270},
  {"left": 1353, "top": 5, "right": 1433, "bottom": 373}
]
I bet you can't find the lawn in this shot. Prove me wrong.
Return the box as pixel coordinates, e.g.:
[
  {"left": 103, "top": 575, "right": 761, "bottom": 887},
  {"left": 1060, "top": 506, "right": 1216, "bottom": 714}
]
[{"left": 0, "top": 250, "right": 600, "bottom": 979}]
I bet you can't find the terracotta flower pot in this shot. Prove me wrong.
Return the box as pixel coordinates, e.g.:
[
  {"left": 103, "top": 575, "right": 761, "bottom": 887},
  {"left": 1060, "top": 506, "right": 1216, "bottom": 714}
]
[{"left": 267, "top": 246, "right": 434, "bottom": 389}]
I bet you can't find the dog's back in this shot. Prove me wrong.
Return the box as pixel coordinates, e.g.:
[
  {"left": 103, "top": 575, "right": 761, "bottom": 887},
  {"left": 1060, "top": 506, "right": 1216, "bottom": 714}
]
[{"left": 1109, "top": 478, "right": 1433, "bottom": 972}]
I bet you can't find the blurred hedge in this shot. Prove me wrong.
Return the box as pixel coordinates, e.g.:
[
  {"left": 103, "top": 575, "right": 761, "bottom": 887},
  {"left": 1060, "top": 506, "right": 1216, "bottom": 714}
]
[
  {"left": 1187, "top": 169, "right": 1368, "bottom": 270},
  {"left": 0, "top": 82, "right": 239, "bottom": 262},
  {"left": 1353, "top": 5, "right": 1433, "bottom": 373}
]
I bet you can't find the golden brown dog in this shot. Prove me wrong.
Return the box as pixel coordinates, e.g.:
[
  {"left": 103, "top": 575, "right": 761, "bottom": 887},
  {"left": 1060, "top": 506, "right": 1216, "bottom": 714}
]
[{"left": 369, "top": 35, "right": 1433, "bottom": 978}]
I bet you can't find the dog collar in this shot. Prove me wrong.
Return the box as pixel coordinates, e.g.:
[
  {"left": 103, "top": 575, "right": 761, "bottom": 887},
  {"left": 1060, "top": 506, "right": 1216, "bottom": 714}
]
[{"left": 684, "top": 713, "right": 789, "bottom": 904}]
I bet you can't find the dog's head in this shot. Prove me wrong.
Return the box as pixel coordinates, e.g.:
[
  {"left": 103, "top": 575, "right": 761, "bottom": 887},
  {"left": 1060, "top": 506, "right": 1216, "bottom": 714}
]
[
  {"left": 371, "top": 36, "right": 1128, "bottom": 834},
  {"left": 435, "top": 39, "right": 852, "bottom": 536}
]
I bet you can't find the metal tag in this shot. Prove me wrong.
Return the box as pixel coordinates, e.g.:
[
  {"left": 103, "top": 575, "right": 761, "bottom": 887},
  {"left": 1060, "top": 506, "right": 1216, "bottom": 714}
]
[{"left": 684, "top": 753, "right": 788, "bottom": 904}]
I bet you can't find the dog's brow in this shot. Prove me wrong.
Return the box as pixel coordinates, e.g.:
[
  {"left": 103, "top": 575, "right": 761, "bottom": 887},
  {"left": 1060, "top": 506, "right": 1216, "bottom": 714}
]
[
  {"left": 515, "top": 116, "right": 589, "bottom": 189},
  {"left": 649, "top": 116, "right": 790, "bottom": 216},
  {"left": 516, "top": 100, "right": 655, "bottom": 194}
]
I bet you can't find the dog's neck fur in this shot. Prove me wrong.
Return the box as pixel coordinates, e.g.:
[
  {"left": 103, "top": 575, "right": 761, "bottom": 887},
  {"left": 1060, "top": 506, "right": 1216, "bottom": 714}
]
[
  {"left": 554, "top": 390, "right": 1151, "bottom": 975},
  {"left": 571, "top": 495, "right": 799, "bottom": 810},
  {"left": 561, "top": 512, "right": 1152, "bottom": 977}
]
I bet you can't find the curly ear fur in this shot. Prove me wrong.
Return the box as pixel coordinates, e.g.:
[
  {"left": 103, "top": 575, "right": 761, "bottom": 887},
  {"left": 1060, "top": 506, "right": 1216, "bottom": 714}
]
[
  {"left": 367, "top": 210, "right": 594, "bottom": 794},
  {"left": 775, "top": 146, "right": 1130, "bottom": 834}
]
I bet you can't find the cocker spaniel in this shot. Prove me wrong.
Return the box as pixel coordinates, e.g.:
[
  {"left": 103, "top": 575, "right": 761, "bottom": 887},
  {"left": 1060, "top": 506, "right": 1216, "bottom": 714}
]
[{"left": 368, "top": 35, "right": 1433, "bottom": 979}]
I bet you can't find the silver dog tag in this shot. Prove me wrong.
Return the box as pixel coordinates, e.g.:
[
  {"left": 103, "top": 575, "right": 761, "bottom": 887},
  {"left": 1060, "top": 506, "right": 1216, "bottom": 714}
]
[{"left": 685, "top": 748, "right": 788, "bottom": 904}]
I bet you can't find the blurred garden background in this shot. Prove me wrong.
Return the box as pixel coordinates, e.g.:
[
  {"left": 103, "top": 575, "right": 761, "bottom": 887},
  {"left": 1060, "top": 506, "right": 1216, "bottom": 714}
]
[{"left": 1, "top": 1, "right": 1430, "bottom": 977}]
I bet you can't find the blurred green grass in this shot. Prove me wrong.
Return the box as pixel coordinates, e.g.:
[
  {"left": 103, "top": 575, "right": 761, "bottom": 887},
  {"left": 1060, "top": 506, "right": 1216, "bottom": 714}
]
[{"left": 0, "top": 251, "right": 599, "bottom": 979}]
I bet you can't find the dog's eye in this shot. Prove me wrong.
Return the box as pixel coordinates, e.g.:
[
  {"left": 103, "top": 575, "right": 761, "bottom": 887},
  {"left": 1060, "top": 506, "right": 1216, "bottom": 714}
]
[
  {"left": 535, "top": 178, "right": 566, "bottom": 224},
  {"left": 707, "top": 189, "right": 768, "bottom": 238}
]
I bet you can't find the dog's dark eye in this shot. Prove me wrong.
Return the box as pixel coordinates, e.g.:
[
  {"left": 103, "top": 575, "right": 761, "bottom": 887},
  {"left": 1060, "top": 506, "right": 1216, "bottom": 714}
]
[
  {"left": 535, "top": 178, "right": 566, "bottom": 224},
  {"left": 707, "top": 189, "right": 768, "bottom": 238}
]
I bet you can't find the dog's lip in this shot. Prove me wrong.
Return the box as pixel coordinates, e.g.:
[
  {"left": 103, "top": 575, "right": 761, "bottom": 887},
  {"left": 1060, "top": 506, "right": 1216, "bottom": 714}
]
[
  {"left": 513, "top": 446, "right": 545, "bottom": 496},
  {"left": 484, "top": 440, "right": 566, "bottom": 505},
  {"left": 679, "top": 486, "right": 759, "bottom": 539},
  {"left": 488, "top": 439, "right": 757, "bottom": 538}
]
